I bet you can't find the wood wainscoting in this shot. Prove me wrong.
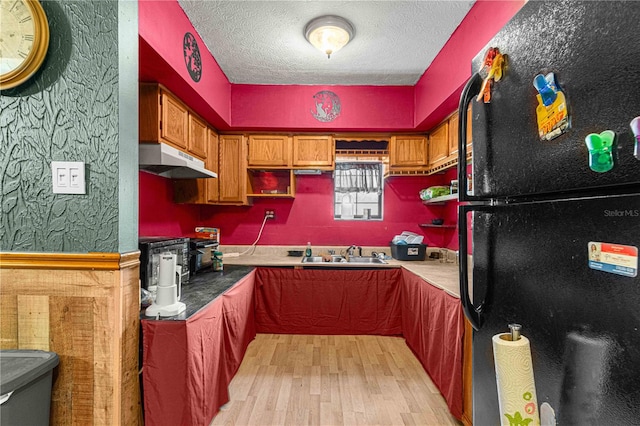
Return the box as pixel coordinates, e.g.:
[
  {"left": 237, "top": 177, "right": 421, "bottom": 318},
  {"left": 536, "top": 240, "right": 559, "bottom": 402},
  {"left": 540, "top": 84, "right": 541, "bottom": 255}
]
[{"left": 0, "top": 251, "right": 142, "bottom": 426}]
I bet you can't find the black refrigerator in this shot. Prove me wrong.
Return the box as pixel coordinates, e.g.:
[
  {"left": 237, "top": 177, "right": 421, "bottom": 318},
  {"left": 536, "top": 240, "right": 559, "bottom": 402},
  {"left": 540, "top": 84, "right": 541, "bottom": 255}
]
[{"left": 457, "top": 1, "right": 640, "bottom": 425}]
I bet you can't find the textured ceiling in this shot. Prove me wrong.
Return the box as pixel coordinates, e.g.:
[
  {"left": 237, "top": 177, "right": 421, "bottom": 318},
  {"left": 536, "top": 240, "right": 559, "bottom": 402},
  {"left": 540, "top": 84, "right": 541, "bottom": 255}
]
[{"left": 178, "top": 0, "right": 475, "bottom": 86}]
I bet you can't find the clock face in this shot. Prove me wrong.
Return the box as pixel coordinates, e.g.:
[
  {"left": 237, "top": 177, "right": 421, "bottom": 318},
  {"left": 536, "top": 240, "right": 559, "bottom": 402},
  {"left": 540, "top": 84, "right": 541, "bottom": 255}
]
[
  {"left": 0, "top": 0, "right": 36, "bottom": 75},
  {"left": 183, "top": 32, "right": 202, "bottom": 82},
  {"left": 0, "top": 0, "right": 49, "bottom": 90}
]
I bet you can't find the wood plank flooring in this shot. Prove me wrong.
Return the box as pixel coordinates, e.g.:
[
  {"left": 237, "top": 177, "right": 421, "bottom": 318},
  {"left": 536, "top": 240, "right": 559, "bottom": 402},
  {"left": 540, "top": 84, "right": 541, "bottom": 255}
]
[{"left": 210, "top": 334, "right": 462, "bottom": 426}]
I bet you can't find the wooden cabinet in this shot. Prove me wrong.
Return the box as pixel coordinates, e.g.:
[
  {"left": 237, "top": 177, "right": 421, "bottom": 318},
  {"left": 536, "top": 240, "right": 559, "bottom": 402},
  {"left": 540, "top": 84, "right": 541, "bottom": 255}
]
[
  {"left": 448, "top": 111, "right": 459, "bottom": 159},
  {"left": 218, "top": 134, "right": 248, "bottom": 205},
  {"left": 248, "top": 134, "right": 291, "bottom": 167},
  {"left": 188, "top": 114, "right": 208, "bottom": 159},
  {"left": 389, "top": 135, "right": 428, "bottom": 169},
  {"left": 173, "top": 127, "right": 219, "bottom": 204},
  {"left": 139, "top": 83, "right": 208, "bottom": 160},
  {"left": 428, "top": 122, "right": 449, "bottom": 169},
  {"left": 205, "top": 128, "right": 219, "bottom": 203},
  {"left": 292, "top": 135, "right": 334, "bottom": 169}
]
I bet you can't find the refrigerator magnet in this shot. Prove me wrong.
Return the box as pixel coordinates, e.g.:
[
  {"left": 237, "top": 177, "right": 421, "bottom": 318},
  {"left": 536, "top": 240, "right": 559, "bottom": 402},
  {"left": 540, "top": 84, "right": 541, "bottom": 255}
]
[
  {"left": 584, "top": 130, "right": 615, "bottom": 173},
  {"left": 588, "top": 241, "right": 638, "bottom": 277},
  {"left": 534, "top": 72, "right": 570, "bottom": 141}
]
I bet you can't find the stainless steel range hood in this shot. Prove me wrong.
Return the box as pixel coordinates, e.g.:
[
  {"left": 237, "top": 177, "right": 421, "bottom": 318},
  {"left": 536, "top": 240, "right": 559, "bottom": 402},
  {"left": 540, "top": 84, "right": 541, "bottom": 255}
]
[{"left": 139, "top": 143, "right": 217, "bottom": 179}]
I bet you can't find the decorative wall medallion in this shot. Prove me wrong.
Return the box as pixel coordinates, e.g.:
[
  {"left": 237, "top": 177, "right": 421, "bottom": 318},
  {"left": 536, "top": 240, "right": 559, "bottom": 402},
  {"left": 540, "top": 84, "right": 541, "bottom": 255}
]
[
  {"left": 183, "top": 32, "right": 202, "bottom": 82},
  {"left": 311, "top": 90, "right": 341, "bottom": 122}
]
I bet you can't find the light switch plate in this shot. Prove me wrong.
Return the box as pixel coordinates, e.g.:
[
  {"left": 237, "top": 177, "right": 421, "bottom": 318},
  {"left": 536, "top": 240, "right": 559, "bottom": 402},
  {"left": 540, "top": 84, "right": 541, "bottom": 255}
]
[{"left": 52, "top": 161, "right": 86, "bottom": 194}]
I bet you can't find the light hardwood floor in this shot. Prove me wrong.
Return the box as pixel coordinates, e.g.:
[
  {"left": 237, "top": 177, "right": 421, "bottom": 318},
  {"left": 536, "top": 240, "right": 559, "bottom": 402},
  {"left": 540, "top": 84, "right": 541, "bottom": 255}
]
[{"left": 210, "top": 334, "right": 462, "bottom": 426}]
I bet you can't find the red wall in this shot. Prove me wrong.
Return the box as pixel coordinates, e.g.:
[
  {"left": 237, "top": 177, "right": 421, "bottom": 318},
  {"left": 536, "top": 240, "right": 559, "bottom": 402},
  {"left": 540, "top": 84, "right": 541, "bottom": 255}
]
[
  {"left": 231, "top": 85, "right": 414, "bottom": 131},
  {"left": 138, "top": 171, "right": 461, "bottom": 249},
  {"left": 413, "top": 0, "right": 525, "bottom": 130}
]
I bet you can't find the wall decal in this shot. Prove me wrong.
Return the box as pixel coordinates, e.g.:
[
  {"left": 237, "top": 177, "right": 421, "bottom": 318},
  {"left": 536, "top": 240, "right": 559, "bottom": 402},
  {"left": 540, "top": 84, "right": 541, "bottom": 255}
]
[
  {"left": 311, "top": 90, "right": 341, "bottom": 122},
  {"left": 183, "top": 32, "right": 202, "bottom": 82}
]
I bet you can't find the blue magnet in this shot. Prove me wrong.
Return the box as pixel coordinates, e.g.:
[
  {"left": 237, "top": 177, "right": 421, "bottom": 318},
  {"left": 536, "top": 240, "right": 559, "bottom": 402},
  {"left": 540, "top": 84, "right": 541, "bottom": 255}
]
[{"left": 533, "top": 73, "right": 559, "bottom": 107}]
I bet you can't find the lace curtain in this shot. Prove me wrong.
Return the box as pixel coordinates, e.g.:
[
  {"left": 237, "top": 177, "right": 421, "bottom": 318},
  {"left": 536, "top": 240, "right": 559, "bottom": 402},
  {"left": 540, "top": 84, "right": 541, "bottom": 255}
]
[{"left": 334, "top": 163, "right": 381, "bottom": 193}]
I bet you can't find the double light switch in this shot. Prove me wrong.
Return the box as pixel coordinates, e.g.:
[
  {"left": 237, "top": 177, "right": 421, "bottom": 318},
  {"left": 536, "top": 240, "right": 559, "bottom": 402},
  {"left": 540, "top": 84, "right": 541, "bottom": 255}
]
[{"left": 51, "top": 161, "right": 86, "bottom": 194}]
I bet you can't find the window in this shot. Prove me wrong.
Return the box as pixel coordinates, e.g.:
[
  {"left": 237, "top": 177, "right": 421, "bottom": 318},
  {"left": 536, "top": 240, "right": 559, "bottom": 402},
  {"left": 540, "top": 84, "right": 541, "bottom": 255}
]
[{"left": 333, "top": 161, "right": 383, "bottom": 220}]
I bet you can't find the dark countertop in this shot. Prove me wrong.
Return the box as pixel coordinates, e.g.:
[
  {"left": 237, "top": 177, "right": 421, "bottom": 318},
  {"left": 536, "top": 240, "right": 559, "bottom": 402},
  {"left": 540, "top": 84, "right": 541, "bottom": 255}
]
[{"left": 141, "top": 265, "right": 255, "bottom": 321}]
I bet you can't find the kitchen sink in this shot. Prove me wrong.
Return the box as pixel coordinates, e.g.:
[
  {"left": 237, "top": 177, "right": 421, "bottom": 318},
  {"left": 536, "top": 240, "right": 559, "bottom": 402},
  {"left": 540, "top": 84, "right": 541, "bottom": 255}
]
[
  {"left": 346, "top": 256, "right": 387, "bottom": 264},
  {"left": 301, "top": 255, "right": 386, "bottom": 264},
  {"left": 301, "top": 255, "right": 347, "bottom": 263}
]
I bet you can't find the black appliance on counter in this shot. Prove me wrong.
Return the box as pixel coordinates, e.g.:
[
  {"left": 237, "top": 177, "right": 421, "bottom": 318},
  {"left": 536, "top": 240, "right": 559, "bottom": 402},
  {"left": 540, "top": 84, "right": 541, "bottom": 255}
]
[
  {"left": 139, "top": 237, "right": 190, "bottom": 289},
  {"left": 189, "top": 239, "right": 219, "bottom": 275},
  {"left": 457, "top": 1, "right": 640, "bottom": 424}
]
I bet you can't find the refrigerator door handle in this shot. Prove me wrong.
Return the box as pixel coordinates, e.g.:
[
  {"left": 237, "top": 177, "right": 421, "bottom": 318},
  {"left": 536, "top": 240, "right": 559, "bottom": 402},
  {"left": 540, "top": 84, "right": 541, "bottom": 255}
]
[
  {"left": 459, "top": 203, "right": 485, "bottom": 330},
  {"left": 458, "top": 72, "right": 483, "bottom": 203}
]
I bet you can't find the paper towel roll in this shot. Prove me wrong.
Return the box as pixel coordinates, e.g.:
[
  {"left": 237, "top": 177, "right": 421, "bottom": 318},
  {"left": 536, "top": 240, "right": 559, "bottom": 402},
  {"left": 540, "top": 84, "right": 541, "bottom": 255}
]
[{"left": 493, "top": 332, "right": 540, "bottom": 426}]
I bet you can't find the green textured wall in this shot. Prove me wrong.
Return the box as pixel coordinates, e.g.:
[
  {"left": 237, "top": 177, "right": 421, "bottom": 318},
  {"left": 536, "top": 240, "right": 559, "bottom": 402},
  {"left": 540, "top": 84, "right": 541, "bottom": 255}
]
[{"left": 0, "top": 1, "right": 138, "bottom": 253}]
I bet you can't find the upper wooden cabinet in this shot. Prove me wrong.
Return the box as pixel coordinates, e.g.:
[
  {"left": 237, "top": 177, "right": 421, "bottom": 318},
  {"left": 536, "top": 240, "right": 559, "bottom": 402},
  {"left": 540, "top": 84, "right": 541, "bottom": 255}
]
[
  {"left": 188, "top": 114, "right": 208, "bottom": 159},
  {"left": 218, "top": 134, "right": 248, "bottom": 205},
  {"left": 205, "top": 128, "right": 220, "bottom": 203},
  {"left": 389, "top": 135, "right": 428, "bottom": 169},
  {"left": 173, "top": 127, "right": 221, "bottom": 204},
  {"left": 247, "top": 135, "right": 291, "bottom": 167},
  {"left": 428, "top": 121, "right": 450, "bottom": 169},
  {"left": 448, "top": 111, "right": 459, "bottom": 159},
  {"left": 292, "top": 135, "right": 335, "bottom": 169},
  {"left": 139, "top": 83, "right": 207, "bottom": 160}
]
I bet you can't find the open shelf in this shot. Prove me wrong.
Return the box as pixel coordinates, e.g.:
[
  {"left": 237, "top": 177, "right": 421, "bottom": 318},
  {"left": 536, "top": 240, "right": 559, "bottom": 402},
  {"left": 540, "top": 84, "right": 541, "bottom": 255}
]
[
  {"left": 247, "top": 169, "right": 295, "bottom": 198},
  {"left": 419, "top": 224, "right": 457, "bottom": 229},
  {"left": 422, "top": 193, "right": 458, "bottom": 205}
]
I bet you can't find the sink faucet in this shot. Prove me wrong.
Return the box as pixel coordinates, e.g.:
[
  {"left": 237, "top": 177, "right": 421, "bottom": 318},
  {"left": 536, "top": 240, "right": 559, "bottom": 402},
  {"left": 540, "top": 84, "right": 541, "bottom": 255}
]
[{"left": 345, "top": 245, "right": 362, "bottom": 258}]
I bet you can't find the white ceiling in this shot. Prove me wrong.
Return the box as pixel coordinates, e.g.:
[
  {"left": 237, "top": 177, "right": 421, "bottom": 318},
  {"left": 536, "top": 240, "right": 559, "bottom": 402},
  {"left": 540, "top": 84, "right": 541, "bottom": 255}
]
[{"left": 178, "top": 0, "right": 476, "bottom": 86}]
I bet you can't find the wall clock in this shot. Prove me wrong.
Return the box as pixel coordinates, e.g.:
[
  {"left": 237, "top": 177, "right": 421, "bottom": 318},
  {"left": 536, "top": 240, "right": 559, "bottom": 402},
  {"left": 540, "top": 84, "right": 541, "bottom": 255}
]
[
  {"left": 183, "top": 32, "right": 202, "bottom": 82},
  {"left": 0, "top": 0, "right": 50, "bottom": 90}
]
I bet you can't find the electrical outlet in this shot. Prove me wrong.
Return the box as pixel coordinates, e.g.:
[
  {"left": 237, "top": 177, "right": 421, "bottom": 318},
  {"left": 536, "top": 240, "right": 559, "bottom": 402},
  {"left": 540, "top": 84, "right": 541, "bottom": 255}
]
[{"left": 265, "top": 209, "right": 275, "bottom": 220}]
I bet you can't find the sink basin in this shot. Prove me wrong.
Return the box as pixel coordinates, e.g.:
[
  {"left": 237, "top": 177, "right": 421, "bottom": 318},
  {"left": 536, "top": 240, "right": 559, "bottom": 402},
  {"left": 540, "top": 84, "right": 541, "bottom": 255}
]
[
  {"left": 301, "top": 255, "right": 347, "bottom": 263},
  {"left": 347, "top": 256, "right": 387, "bottom": 264},
  {"left": 301, "top": 255, "right": 387, "bottom": 264}
]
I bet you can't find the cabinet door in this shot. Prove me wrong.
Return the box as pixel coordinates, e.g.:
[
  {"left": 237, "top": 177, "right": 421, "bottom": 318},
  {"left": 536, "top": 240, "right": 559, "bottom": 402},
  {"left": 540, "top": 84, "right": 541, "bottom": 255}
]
[
  {"left": 389, "top": 135, "right": 428, "bottom": 168},
  {"left": 160, "top": 91, "right": 188, "bottom": 149},
  {"left": 205, "top": 128, "right": 219, "bottom": 203},
  {"left": 188, "top": 114, "right": 208, "bottom": 159},
  {"left": 292, "top": 135, "right": 334, "bottom": 168},
  {"left": 247, "top": 135, "right": 290, "bottom": 167},
  {"left": 428, "top": 122, "right": 449, "bottom": 168},
  {"left": 218, "top": 135, "right": 247, "bottom": 204},
  {"left": 448, "top": 111, "right": 459, "bottom": 159}
]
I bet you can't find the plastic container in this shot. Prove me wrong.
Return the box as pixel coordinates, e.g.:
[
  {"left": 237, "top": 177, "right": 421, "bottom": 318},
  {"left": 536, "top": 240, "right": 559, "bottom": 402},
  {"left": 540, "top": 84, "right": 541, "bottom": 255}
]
[
  {"left": 213, "top": 251, "right": 223, "bottom": 271},
  {"left": 390, "top": 242, "right": 427, "bottom": 261},
  {"left": 0, "top": 350, "right": 59, "bottom": 426}
]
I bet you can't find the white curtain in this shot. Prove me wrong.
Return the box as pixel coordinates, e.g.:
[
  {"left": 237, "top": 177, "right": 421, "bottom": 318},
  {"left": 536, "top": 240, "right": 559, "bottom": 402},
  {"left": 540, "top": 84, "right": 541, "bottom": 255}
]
[{"left": 334, "top": 162, "right": 381, "bottom": 193}]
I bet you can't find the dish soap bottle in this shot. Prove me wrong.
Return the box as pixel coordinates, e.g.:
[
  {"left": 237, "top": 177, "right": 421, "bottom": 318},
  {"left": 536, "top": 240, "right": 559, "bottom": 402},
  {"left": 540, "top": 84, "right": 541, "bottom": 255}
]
[{"left": 305, "top": 242, "right": 312, "bottom": 257}]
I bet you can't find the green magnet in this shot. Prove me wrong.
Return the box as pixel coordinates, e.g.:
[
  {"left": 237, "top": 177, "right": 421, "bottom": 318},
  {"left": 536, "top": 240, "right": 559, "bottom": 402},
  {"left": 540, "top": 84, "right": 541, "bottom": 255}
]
[{"left": 584, "top": 130, "right": 615, "bottom": 173}]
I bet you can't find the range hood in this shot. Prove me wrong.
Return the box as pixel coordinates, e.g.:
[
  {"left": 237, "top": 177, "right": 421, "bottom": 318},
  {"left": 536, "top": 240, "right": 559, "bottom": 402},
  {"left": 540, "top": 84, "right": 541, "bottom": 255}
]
[{"left": 139, "top": 143, "right": 217, "bottom": 179}]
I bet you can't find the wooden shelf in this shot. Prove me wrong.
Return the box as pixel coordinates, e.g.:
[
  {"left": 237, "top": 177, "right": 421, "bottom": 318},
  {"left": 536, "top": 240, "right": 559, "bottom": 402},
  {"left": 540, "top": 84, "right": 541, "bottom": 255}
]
[
  {"left": 422, "top": 193, "right": 458, "bottom": 204},
  {"left": 246, "top": 169, "right": 295, "bottom": 198},
  {"left": 419, "top": 224, "right": 457, "bottom": 229}
]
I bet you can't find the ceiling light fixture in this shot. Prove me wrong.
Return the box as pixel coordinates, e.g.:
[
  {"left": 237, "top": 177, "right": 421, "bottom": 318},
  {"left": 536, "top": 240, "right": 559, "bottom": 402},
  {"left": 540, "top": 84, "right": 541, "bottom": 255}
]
[{"left": 304, "top": 15, "right": 355, "bottom": 59}]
